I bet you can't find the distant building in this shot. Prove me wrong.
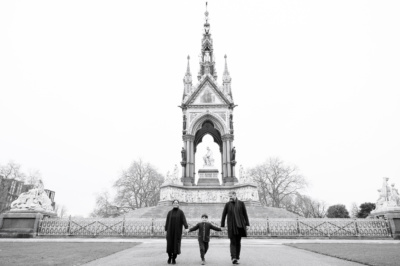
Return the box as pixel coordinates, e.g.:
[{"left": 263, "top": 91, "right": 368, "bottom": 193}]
[{"left": 0, "top": 175, "right": 56, "bottom": 213}]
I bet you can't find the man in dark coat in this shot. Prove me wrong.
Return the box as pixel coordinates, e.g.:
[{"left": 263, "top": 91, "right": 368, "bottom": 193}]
[
  {"left": 165, "top": 199, "right": 189, "bottom": 264},
  {"left": 221, "top": 191, "right": 249, "bottom": 265}
]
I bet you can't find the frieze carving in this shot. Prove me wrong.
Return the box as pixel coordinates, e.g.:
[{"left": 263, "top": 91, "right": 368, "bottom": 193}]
[{"left": 159, "top": 186, "right": 259, "bottom": 203}]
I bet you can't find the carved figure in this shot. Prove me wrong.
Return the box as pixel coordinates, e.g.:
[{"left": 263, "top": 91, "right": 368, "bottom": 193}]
[
  {"left": 203, "top": 147, "right": 215, "bottom": 167},
  {"left": 390, "top": 184, "right": 400, "bottom": 206},
  {"left": 231, "top": 147, "right": 236, "bottom": 161},
  {"left": 10, "top": 179, "right": 54, "bottom": 213},
  {"left": 183, "top": 115, "right": 187, "bottom": 130},
  {"left": 181, "top": 147, "right": 187, "bottom": 162},
  {"left": 229, "top": 114, "right": 233, "bottom": 130}
]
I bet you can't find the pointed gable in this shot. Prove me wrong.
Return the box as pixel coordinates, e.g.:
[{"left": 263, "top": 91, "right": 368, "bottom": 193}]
[{"left": 184, "top": 75, "right": 231, "bottom": 106}]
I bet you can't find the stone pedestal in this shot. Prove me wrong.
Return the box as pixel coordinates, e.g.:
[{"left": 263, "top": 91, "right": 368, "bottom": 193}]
[
  {"left": 370, "top": 208, "right": 400, "bottom": 239},
  {"left": 0, "top": 210, "right": 56, "bottom": 238},
  {"left": 197, "top": 168, "right": 220, "bottom": 186}
]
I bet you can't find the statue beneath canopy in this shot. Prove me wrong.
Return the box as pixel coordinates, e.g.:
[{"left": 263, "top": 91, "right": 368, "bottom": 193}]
[{"left": 203, "top": 147, "right": 215, "bottom": 167}]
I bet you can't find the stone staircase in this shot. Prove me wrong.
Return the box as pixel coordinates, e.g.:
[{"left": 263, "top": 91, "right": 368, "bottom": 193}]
[{"left": 124, "top": 203, "right": 298, "bottom": 220}]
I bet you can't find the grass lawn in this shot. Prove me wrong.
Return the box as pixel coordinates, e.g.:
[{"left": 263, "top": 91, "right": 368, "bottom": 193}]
[
  {"left": 286, "top": 243, "right": 400, "bottom": 266},
  {"left": 0, "top": 242, "right": 140, "bottom": 266}
]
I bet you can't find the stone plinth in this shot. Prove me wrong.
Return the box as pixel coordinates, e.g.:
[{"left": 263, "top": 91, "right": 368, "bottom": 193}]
[
  {"left": 159, "top": 183, "right": 260, "bottom": 205},
  {"left": 370, "top": 208, "right": 400, "bottom": 239},
  {"left": 0, "top": 210, "right": 56, "bottom": 238},
  {"left": 197, "top": 168, "right": 220, "bottom": 186}
]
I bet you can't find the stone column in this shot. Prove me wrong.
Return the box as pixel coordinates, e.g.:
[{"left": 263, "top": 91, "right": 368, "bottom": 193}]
[
  {"left": 193, "top": 149, "right": 196, "bottom": 184},
  {"left": 185, "top": 139, "right": 190, "bottom": 177},
  {"left": 190, "top": 140, "right": 195, "bottom": 184},
  {"left": 182, "top": 135, "right": 195, "bottom": 186},
  {"left": 222, "top": 134, "right": 236, "bottom": 186},
  {"left": 222, "top": 140, "right": 227, "bottom": 184},
  {"left": 226, "top": 139, "right": 231, "bottom": 177},
  {"left": 220, "top": 151, "right": 224, "bottom": 184}
]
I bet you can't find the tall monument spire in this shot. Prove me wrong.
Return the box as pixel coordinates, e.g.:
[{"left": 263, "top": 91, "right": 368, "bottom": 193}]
[
  {"left": 197, "top": 2, "right": 217, "bottom": 81},
  {"left": 183, "top": 55, "right": 192, "bottom": 99},
  {"left": 222, "top": 54, "right": 232, "bottom": 99}
]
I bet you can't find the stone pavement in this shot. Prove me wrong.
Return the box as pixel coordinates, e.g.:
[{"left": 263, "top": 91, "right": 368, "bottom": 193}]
[
  {"left": 81, "top": 239, "right": 366, "bottom": 266},
  {"left": 1, "top": 238, "right": 398, "bottom": 266}
]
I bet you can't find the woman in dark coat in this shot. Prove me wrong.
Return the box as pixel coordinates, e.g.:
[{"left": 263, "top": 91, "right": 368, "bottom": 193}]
[{"left": 165, "top": 199, "right": 188, "bottom": 264}]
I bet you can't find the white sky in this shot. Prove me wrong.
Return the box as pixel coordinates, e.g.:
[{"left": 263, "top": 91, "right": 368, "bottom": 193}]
[{"left": 1, "top": 0, "right": 399, "bottom": 217}]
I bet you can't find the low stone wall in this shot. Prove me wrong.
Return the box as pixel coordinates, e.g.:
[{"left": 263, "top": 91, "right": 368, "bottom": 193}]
[{"left": 38, "top": 217, "right": 392, "bottom": 238}]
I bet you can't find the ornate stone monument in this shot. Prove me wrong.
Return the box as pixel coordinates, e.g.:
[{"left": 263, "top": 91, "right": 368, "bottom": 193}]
[
  {"left": 370, "top": 177, "right": 400, "bottom": 239},
  {"left": 159, "top": 4, "right": 259, "bottom": 206},
  {"left": 0, "top": 179, "right": 56, "bottom": 238}
]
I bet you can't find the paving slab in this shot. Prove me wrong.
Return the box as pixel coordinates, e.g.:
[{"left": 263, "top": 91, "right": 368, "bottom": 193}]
[
  {"left": 0, "top": 238, "right": 399, "bottom": 244},
  {"left": 82, "top": 239, "right": 364, "bottom": 266}
]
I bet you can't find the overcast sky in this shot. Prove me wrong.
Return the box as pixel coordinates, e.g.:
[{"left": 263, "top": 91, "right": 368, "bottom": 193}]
[{"left": 1, "top": 0, "right": 399, "bottom": 217}]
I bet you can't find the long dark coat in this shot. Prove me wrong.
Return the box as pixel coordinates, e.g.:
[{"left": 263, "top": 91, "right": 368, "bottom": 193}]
[
  {"left": 165, "top": 208, "right": 188, "bottom": 254},
  {"left": 221, "top": 199, "right": 250, "bottom": 238}
]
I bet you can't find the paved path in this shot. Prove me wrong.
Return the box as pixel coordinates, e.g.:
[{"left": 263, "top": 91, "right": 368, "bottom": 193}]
[{"left": 82, "top": 239, "right": 364, "bottom": 266}]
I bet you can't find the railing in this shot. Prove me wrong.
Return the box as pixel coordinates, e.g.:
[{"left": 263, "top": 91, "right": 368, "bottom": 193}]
[{"left": 38, "top": 217, "right": 392, "bottom": 238}]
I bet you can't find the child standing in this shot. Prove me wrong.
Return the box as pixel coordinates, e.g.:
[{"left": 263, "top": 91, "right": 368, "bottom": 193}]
[{"left": 188, "top": 214, "right": 222, "bottom": 265}]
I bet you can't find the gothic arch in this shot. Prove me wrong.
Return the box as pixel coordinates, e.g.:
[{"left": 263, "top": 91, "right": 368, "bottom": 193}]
[
  {"left": 194, "top": 121, "right": 222, "bottom": 153},
  {"left": 189, "top": 113, "right": 227, "bottom": 136}
]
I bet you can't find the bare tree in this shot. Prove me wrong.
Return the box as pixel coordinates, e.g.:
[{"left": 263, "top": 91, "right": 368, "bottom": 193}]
[
  {"left": 248, "top": 157, "right": 307, "bottom": 208},
  {"left": 90, "top": 191, "right": 119, "bottom": 218},
  {"left": 0, "top": 161, "right": 27, "bottom": 214},
  {"left": 298, "top": 195, "right": 327, "bottom": 218},
  {"left": 350, "top": 202, "right": 359, "bottom": 218},
  {"left": 114, "top": 159, "right": 164, "bottom": 209},
  {"left": 0, "top": 161, "right": 26, "bottom": 181},
  {"left": 26, "top": 169, "right": 42, "bottom": 185},
  {"left": 281, "top": 193, "right": 327, "bottom": 218},
  {"left": 54, "top": 204, "right": 68, "bottom": 218}
]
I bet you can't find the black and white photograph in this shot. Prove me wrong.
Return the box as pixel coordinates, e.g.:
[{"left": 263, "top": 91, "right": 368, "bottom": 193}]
[{"left": 1, "top": 0, "right": 400, "bottom": 265}]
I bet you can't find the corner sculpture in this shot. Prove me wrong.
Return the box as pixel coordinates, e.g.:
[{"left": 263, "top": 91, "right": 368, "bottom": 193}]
[
  {"left": 375, "top": 177, "right": 400, "bottom": 211},
  {"left": 10, "top": 179, "right": 54, "bottom": 213}
]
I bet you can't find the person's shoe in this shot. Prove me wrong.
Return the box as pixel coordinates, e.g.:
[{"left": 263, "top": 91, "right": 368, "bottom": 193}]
[
  {"left": 236, "top": 259, "right": 240, "bottom": 264},
  {"left": 172, "top": 258, "right": 176, "bottom": 264},
  {"left": 201, "top": 260, "right": 206, "bottom": 265},
  {"left": 168, "top": 257, "right": 172, "bottom": 264},
  {"left": 232, "top": 258, "right": 238, "bottom": 264}
]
